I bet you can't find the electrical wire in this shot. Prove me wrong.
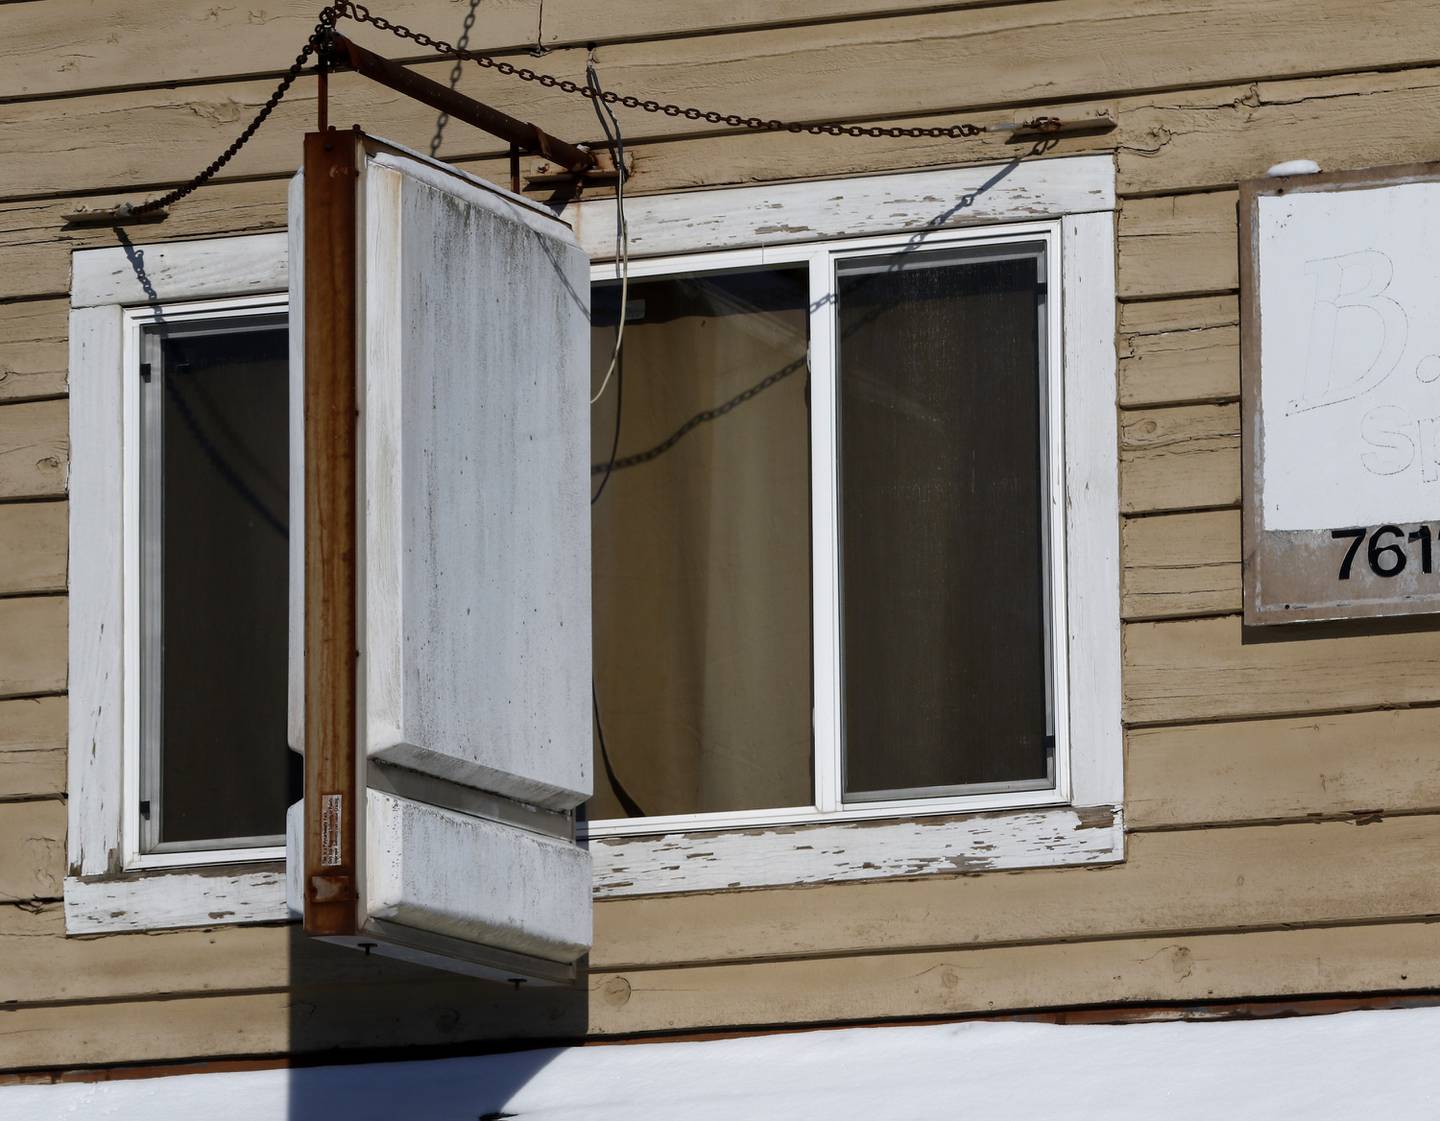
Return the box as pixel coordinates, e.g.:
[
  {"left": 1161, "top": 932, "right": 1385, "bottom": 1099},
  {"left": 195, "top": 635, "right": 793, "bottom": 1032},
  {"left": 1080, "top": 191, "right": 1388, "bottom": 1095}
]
[
  {"left": 584, "top": 57, "right": 647, "bottom": 817},
  {"left": 592, "top": 685, "right": 646, "bottom": 818},
  {"left": 586, "top": 57, "right": 629, "bottom": 408},
  {"left": 591, "top": 346, "right": 623, "bottom": 506}
]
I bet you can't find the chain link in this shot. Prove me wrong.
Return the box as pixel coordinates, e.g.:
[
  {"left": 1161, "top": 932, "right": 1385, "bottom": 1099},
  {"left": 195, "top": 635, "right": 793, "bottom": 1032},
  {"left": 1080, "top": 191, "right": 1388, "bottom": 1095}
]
[
  {"left": 130, "top": 5, "right": 345, "bottom": 214},
  {"left": 340, "top": 1, "right": 990, "bottom": 140}
]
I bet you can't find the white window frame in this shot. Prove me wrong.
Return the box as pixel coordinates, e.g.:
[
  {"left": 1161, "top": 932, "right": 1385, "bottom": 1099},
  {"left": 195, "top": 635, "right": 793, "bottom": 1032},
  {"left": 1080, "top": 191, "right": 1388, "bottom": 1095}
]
[
  {"left": 67, "top": 233, "right": 293, "bottom": 933},
  {"left": 567, "top": 155, "right": 1123, "bottom": 895},
  {"left": 585, "top": 224, "right": 1068, "bottom": 840},
  {"left": 124, "top": 296, "right": 291, "bottom": 870}
]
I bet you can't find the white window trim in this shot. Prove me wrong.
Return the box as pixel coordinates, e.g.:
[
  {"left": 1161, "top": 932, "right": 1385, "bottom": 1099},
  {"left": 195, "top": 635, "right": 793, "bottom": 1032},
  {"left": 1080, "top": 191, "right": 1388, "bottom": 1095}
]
[
  {"left": 566, "top": 156, "right": 1123, "bottom": 896},
  {"left": 67, "top": 232, "right": 292, "bottom": 934}
]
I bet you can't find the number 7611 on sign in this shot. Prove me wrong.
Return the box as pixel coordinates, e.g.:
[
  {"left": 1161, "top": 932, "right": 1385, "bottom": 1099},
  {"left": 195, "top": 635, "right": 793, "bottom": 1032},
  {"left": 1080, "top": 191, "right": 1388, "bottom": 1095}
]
[{"left": 1331, "top": 525, "right": 1436, "bottom": 579}]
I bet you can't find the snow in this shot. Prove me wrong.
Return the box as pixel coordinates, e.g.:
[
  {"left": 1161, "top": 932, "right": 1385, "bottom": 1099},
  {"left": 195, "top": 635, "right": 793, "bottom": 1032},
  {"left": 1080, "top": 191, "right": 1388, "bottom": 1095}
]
[{"left": 7, "top": 1006, "right": 1440, "bottom": 1120}]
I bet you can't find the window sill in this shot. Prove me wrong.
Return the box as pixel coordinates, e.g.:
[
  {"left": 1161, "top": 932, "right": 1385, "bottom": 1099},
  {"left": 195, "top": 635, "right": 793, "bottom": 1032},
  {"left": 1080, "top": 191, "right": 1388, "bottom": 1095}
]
[
  {"left": 589, "top": 803, "right": 1124, "bottom": 898},
  {"left": 63, "top": 863, "right": 289, "bottom": 936},
  {"left": 64, "top": 805, "right": 1124, "bottom": 931}
]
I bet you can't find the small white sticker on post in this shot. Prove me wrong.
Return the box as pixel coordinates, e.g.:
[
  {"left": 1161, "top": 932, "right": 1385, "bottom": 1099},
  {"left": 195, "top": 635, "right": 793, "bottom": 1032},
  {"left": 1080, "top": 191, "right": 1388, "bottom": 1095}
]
[{"left": 319, "top": 794, "right": 343, "bottom": 867}]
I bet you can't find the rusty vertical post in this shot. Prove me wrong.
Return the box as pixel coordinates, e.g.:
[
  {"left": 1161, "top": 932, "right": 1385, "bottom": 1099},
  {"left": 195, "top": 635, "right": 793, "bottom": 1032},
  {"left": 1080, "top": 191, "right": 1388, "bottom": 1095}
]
[{"left": 302, "top": 130, "right": 360, "bottom": 937}]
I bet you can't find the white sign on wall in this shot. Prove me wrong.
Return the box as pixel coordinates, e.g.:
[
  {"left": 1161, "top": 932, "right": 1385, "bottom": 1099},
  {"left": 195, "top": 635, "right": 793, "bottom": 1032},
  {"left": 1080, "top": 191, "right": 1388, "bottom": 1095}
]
[{"left": 1242, "top": 164, "right": 1440, "bottom": 623}]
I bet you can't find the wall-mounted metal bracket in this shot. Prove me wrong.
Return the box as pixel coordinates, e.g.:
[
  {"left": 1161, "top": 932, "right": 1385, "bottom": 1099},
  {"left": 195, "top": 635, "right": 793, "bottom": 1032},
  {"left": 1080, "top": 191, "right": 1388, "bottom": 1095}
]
[
  {"left": 525, "top": 148, "right": 629, "bottom": 190},
  {"left": 61, "top": 203, "right": 170, "bottom": 227},
  {"left": 999, "top": 113, "right": 1117, "bottom": 140},
  {"left": 325, "top": 32, "right": 597, "bottom": 174}
]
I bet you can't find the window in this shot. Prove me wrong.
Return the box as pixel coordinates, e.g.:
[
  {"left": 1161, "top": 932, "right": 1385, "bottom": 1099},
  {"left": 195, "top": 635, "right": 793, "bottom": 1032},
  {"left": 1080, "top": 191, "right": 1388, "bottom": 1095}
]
[
  {"left": 130, "top": 305, "right": 297, "bottom": 864},
  {"left": 838, "top": 241, "right": 1059, "bottom": 801},
  {"left": 589, "top": 227, "right": 1067, "bottom": 836},
  {"left": 576, "top": 157, "right": 1122, "bottom": 894},
  {"left": 68, "top": 233, "right": 294, "bottom": 932}
]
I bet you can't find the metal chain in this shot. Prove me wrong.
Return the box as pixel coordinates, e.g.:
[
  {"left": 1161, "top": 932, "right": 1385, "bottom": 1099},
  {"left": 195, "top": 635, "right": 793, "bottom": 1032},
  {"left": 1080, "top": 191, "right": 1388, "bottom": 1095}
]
[
  {"left": 340, "top": 1, "right": 993, "bottom": 140},
  {"left": 130, "top": 1, "right": 1048, "bottom": 214},
  {"left": 129, "top": 5, "right": 345, "bottom": 214}
]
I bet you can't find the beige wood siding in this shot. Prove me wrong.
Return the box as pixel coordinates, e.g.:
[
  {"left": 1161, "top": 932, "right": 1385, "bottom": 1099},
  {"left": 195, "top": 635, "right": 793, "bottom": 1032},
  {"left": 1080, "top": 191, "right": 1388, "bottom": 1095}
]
[{"left": 3, "top": 0, "right": 1439, "bottom": 1074}]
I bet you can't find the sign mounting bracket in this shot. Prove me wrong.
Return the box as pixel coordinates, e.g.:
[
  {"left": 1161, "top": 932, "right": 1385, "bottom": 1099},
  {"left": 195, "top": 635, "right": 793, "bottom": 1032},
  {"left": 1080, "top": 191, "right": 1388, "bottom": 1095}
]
[{"left": 319, "top": 31, "right": 598, "bottom": 174}]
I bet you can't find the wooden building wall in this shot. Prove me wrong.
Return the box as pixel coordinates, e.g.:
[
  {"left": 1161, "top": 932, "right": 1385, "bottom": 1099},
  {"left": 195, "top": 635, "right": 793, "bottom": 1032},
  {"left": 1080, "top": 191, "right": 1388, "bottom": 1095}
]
[{"left": 4, "top": 0, "right": 1440, "bottom": 1073}]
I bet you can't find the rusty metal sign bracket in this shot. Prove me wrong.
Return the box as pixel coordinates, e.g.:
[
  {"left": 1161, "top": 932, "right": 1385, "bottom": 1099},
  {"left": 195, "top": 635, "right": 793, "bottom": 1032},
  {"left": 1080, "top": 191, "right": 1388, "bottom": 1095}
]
[
  {"left": 321, "top": 31, "right": 599, "bottom": 176},
  {"left": 1000, "top": 113, "right": 1117, "bottom": 140},
  {"left": 525, "top": 148, "right": 628, "bottom": 191}
]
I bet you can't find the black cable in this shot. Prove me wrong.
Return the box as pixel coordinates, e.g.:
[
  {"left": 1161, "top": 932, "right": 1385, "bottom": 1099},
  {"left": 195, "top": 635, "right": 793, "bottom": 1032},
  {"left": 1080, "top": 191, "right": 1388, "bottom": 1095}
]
[
  {"left": 591, "top": 348, "right": 623, "bottom": 506},
  {"left": 593, "top": 684, "right": 646, "bottom": 819},
  {"left": 584, "top": 59, "right": 646, "bottom": 819},
  {"left": 585, "top": 59, "right": 629, "bottom": 190},
  {"left": 590, "top": 354, "right": 624, "bottom": 507}
]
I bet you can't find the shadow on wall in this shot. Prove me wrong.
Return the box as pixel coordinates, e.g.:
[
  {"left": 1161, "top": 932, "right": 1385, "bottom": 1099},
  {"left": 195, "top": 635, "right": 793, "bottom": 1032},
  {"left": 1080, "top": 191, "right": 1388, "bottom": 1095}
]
[
  {"left": 285, "top": 927, "right": 588, "bottom": 1121},
  {"left": 105, "top": 225, "right": 587, "bottom": 1115}
]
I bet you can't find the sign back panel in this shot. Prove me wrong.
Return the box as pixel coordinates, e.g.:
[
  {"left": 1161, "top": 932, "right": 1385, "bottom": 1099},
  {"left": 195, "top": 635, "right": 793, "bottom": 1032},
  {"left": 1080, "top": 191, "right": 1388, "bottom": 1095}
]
[
  {"left": 287, "top": 131, "right": 592, "bottom": 984},
  {"left": 1242, "top": 163, "right": 1440, "bottom": 623}
]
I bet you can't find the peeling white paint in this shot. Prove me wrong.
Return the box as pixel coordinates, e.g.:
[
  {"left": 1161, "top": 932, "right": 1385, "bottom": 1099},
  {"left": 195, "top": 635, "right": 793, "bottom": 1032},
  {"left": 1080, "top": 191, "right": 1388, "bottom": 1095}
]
[
  {"left": 64, "top": 867, "right": 287, "bottom": 935},
  {"left": 568, "top": 156, "right": 1115, "bottom": 261},
  {"left": 591, "top": 806, "right": 1123, "bottom": 897}
]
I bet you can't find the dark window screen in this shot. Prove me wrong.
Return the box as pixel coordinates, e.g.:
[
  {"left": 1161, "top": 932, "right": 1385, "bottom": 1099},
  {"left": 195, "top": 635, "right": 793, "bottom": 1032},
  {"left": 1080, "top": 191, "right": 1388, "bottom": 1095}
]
[
  {"left": 837, "top": 244, "right": 1053, "bottom": 801},
  {"left": 143, "top": 318, "right": 298, "bottom": 848}
]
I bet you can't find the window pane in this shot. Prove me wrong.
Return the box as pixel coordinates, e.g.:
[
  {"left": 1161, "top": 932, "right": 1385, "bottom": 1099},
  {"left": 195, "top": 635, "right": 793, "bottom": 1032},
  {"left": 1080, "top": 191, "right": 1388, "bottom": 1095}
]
[
  {"left": 143, "top": 317, "right": 298, "bottom": 848},
  {"left": 590, "top": 267, "right": 812, "bottom": 820},
  {"left": 837, "top": 243, "right": 1053, "bottom": 801}
]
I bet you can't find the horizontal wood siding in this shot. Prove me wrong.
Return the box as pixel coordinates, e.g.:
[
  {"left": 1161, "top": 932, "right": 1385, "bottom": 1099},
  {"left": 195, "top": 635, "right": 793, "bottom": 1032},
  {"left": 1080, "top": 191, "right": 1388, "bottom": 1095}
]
[
  {"left": 2, "top": 0, "right": 1439, "bottom": 1072},
  {"left": 0, "top": 502, "right": 66, "bottom": 596},
  {"left": 0, "top": 401, "right": 66, "bottom": 499},
  {"left": 4, "top": 0, "right": 1053, "bottom": 101},
  {"left": 0, "top": 798, "right": 64, "bottom": 903},
  {"left": 1122, "top": 510, "right": 1240, "bottom": 620},
  {"left": 0, "top": 596, "right": 66, "bottom": 697},
  {"left": 1127, "top": 708, "right": 1440, "bottom": 829},
  {"left": 0, "top": 698, "right": 66, "bottom": 802},
  {"left": 1116, "top": 68, "right": 1440, "bottom": 195},
  {"left": 1116, "top": 192, "right": 1237, "bottom": 298},
  {"left": 0, "top": 298, "right": 68, "bottom": 402},
  {"left": 4, "top": 920, "right": 1438, "bottom": 1069},
  {"left": 1126, "top": 616, "right": 1440, "bottom": 725},
  {"left": 1120, "top": 404, "right": 1239, "bottom": 514},
  {"left": 588, "top": 921, "right": 1440, "bottom": 1036},
  {"left": 1119, "top": 301, "right": 1238, "bottom": 408}
]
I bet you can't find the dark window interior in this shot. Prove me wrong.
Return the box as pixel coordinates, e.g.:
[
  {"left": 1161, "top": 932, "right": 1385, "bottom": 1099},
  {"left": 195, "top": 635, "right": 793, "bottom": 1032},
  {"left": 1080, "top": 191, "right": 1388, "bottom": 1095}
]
[
  {"left": 144, "top": 317, "right": 299, "bottom": 848},
  {"left": 837, "top": 244, "right": 1053, "bottom": 800}
]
